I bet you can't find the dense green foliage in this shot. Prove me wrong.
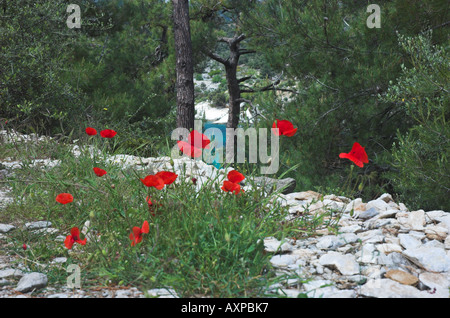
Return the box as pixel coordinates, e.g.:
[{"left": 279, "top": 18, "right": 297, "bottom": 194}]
[
  {"left": 1, "top": 0, "right": 448, "bottom": 209},
  {"left": 241, "top": 0, "right": 448, "bottom": 207},
  {"left": 0, "top": 0, "right": 83, "bottom": 131},
  {"left": 382, "top": 33, "right": 449, "bottom": 211}
]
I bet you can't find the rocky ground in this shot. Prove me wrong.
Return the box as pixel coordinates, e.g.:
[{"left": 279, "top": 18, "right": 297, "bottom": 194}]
[
  {"left": 265, "top": 191, "right": 450, "bottom": 298},
  {"left": 0, "top": 129, "right": 449, "bottom": 298}
]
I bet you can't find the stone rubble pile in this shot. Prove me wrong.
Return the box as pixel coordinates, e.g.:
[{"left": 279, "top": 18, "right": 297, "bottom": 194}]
[
  {"left": 1, "top": 129, "right": 449, "bottom": 297},
  {"left": 264, "top": 191, "right": 450, "bottom": 298}
]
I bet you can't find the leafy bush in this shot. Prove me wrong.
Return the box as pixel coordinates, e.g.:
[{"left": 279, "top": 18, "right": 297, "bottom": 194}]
[{"left": 382, "top": 32, "right": 449, "bottom": 211}]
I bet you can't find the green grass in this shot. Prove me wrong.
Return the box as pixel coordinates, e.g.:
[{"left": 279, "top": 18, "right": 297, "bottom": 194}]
[{"left": 0, "top": 128, "right": 343, "bottom": 297}]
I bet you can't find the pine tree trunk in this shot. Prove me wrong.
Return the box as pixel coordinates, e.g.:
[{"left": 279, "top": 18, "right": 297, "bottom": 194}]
[
  {"left": 172, "top": 0, "right": 195, "bottom": 131},
  {"left": 225, "top": 62, "right": 241, "bottom": 130}
]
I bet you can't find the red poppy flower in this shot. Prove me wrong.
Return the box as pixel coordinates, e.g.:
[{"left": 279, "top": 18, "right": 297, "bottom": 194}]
[
  {"left": 155, "top": 171, "right": 178, "bottom": 185},
  {"left": 85, "top": 127, "right": 97, "bottom": 136},
  {"left": 140, "top": 175, "right": 165, "bottom": 190},
  {"left": 339, "top": 142, "right": 369, "bottom": 168},
  {"left": 64, "top": 227, "right": 87, "bottom": 249},
  {"left": 191, "top": 177, "right": 198, "bottom": 185},
  {"left": 177, "top": 130, "right": 211, "bottom": 158},
  {"left": 272, "top": 120, "right": 298, "bottom": 137},
  {"left": 129, "top": 220, "right": 150, "bottom": 246},
  {"left": 56, "top": 193, "right": 74, "bottom": 205},
  {"left": 188, "top": 130, "right": 211, "bottom": 149},
  {"left": 93, "top": 167, "right": 107, "bottom": 177},
  {"left": 177, "top": 140, "right": 203, "bottom": 158},
  {"left": 221, "top": 180, "right": 243, "bottom": 195},
  {"left": 22, "top": 244, "right": 27, "bottom": 251},
  {"left": 227, "top": 170, "right": 245, "bottom": 184},
  {"left": 100, "top": 129, "right": 117, "bottom": 138}
]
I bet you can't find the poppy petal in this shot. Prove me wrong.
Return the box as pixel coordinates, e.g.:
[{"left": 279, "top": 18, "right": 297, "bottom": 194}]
[
  {"left": 179, "top": 140, "right": 203, "bottom": 158},
  {"left": 221, "top": 180, "right": 242, "bottom": 194},
  {"left": 93, "top": 167, "right": 107, "bottom": 177},
  {"left": 100, "top": 129, "right": 117, "bottom": 138},
  {"left": 339, "top": 153, "right": 364, "bottom": 168},
  {"left": 64, "top": 235, "right": 74, "bottom": 249},
  {"left": 70, "top": 227, "right": 80, "bottom": 237},
  {"left": 177, "top": 140, "right": 203, "bottom": 158},
  {"left": 282, "top": 128, "right": 298, "bottom": 137},
  {"left": 188, "top": 130, "right": 211, "bottom": 149},
  {"left": 140, "top": 175, "right": 165, "bottom": 190},
  {"left": 141, "top": 220, "right": 149, "bottom": 234},
  {"left": 227, "top": 170, "right": 245, "bottom": 184},
  {"left": 85, "top": 127, "right": 97, "bottom": 136},
  {"left": 129, "top": 232, "right": 137, "bottom": 246},
  {"left": 76, "top": 238, "right": 87, "bottom": 245},
  {"left": 271, "top": 121, "right": 281, "bottom": 136},
  {"left": 56, "top": 193, "right": 74, "bottom": 205},
  {"left": 155, "top": 171, "right": 178, "bottom": 185},
  {"left": 339, "top": 142, "right": 368, "bottom": 167}
]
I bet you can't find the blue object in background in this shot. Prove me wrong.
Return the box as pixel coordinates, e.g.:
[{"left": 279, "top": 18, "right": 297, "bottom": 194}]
[
  {"left": 203, "top": 122, "right": 226, "bottom": 169},
  {"left": 203, "top": 123, "right": 226, "bottom": 147}
]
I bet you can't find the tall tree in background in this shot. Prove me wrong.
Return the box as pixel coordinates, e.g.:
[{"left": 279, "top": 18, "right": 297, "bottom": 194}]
[
  {"left": 173, "top": 0, "right": 195, "bottom": 131},
  {"left": 204, "top": 34, "right": 247, "bottom": 130}
]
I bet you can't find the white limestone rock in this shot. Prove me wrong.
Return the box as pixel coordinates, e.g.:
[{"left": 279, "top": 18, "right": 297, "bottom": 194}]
[
  {"left": 403, "top": 247, "right": 450, "bottom": 272},
  {"left": 318, "top": 251, "right": 360, "bottom": 276}
]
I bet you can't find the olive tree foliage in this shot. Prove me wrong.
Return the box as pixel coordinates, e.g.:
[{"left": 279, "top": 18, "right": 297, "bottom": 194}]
[
  {"left": 239, "top": 0, "right": 449, "bottom": 199},
  {"left": 0, "top": 0, "right": 84, "bottom": 131},
  {"left": 382, "top": 32, "right": 449, "bottom": 211}
]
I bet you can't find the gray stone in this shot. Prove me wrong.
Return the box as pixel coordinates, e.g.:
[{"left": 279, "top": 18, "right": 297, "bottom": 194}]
[
  {"left": 47, "top": 293, "right": 70, "bottom": 298},
  {"left": 378, "top": 193, "right": 394, "bottom": 203},
  {"left": 50, "top": 257, "right": 67, "bottom": 264},
  {"left": 377, "top": 252, "right": 412, "bottom": 268},
  {"left": 437, "top": 215, "right": 450, "bottom": 232},
  {"left": 270, "top": 254, "right": 298, "bottom": 268},
  {"left": 25, "top": 221, "right": 52, "bottom": 230},
  {"left": 376, "top": 243, "right": 403, "bottom": 254},
  {"left": 357, "top": 229, "right": 385, "bottom": 244},
  {"left": 302, "top": 279, "right": 356, "bottom": 298},
  {"left": 366, "top": 199, "right": 390, "bottom": 212},
  {"left": 378, "top": 209, "right": 398, "bottom": 219},
  {"left": 407, "top": 210, "right": 426, "bottom": 231},
  {"left": 418, "top": 272, "right": 450, "bottom": 297},
  {"left": 403, "top": 247, "right": 450, "bottom": 272},
  {"left": 425, "top": 225, "right": 448, "bottom": 241},
  {"left": 316, "top": 233, "right": 358, "bottom": 250},
  {"left": 252, "top": 176, "right": 296, "bottom": 194},
  {"left": 359, "top": 279, "right": 436, "bottom": 298},
  {"left": 146, "top": 288, "right": 179, "bottom": 298},
  {"left": 357, "top": 243, "right": 379, "bottom": 264},
  {"left": 318, "top": 251, "right": 360, "bottom": 275},
  {"left": 15, "top": 272, "right": 48, "bottom": 293},
  {"left": 0, "top": 224, "right": 15, "bottom": 233},
  {"left": 339, "top": 224, "right": 362, "bottom": 233},
  {"left": 263, "top": 237, "right": 293, "bottom": 253},
  {"left": 0, "top": 268, "right": 24, "bottom": 279},
  {"left": 358, "top": 208, "right": 379, "bottom": 220},
  {"left": 398, "top": 234, "right": 422, "bottom": 250}
]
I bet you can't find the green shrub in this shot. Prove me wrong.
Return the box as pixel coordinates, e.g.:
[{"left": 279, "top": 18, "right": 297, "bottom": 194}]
[{"left": 382, "top": 32, "right": 449, "bottom": 211}]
